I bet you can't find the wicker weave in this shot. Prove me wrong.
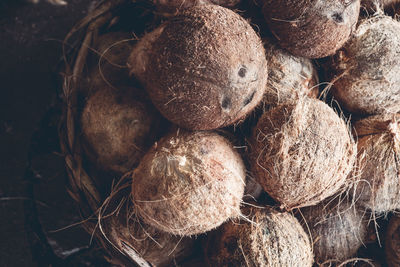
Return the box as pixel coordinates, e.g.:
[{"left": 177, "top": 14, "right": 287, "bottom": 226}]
[{"left": 59, "top": 1, "right": 153, "bottom": 265}]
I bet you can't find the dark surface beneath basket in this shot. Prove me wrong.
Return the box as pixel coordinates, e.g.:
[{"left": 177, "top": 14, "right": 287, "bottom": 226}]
[{"left": 0, "top": 0, "right": 111, "bottom": 266}]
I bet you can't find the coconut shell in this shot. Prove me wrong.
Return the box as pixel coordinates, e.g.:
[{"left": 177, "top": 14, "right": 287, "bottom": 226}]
[
  {"left": 263, "top": 38, "right": 319, "bottom": 109},
  {"left": 153, "top": 0, "right": 241, "bottom": 16},
  {"left": 300, "top": 198, "right": 368, "bottom": 264},
  {"left": 131, "top": 130, "right": 246, "bottom": 236},
  {"left": 81, "top": 87, "right": 160, "bottom": 174},
  {"left": 128, "top": 5, "right": 268, "bottom": 130},
  {"left": 206, "top": 206, "right": 313, "bottom": 267},
  {"left": 250, "top": 97, "right": 357, "bottom": 210},
  {"left": 260, "top": 0, "right": 360, "bottom": 58},
  {"left": 386, "top": 215, "right": 400, "bottom": 267},
  {"left": 352, "top": 114, "right": 400, "bottom": 213},
  {"left": 100, "top": 187, "right": 194, "bottom": 267},
  {"left": 331, "top": 15, "right": 400, "bottom": 115}
]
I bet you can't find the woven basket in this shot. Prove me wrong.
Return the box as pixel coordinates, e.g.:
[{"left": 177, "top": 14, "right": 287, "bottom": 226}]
[{"left": 58, "top": 1, "right": 161, "bottom": 266}]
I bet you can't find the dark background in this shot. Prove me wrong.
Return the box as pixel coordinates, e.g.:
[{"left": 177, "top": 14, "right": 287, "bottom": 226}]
[{"left": 0, "top": 1, "right": 110, "bottom": 266}]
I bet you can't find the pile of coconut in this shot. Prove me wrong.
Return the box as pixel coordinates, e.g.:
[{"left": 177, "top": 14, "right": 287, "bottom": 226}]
[{"left": 61, "top": 0, "right": 400, "bottom": 266}]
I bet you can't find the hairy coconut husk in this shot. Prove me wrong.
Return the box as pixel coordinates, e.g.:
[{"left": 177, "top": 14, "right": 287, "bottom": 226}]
[
  {"left": 250, "top": 97, "right": 357, "bottom": 210},
  {"left": 330, "top": 15, "right": 400, "bottom": 115},
  {"left": 80, "top": 87, "right": 161, "bottom": 174},
  {"left": 153, "top": 0, "right": 241, "bottom": 16},
  {"left": 299, "top": 197, "right": 368, "bottom": 264},
  {"left": 263, "top": 38, "right": 319, "bottom": 109},
  {"left": 99, "top": 182, "right": 195, "bottom": 267},
  {"left": 260, "top": 0, "right": 360, "bottom": 58},
  {"left": 131, "top": 129, "right": 246, "bottom": 236},
  {"left": 128, "top": 5, "right": 268, "bottom": 130},
  {"left": 362, "top": 0, "right": 400, "bottom": 11},
  {"left": 206, "top": 206, "right": 313, "bottom": 267},
  {"left": 386, "top": 215, "right": 400, "bottom": 267},
  {"left": 352, "top": 114, "right": 400, "bottom": 213}
]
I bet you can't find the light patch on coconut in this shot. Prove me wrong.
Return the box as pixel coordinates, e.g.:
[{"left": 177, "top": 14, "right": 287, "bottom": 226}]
[
  {"left": 250, "top": 97, "right": 357, "bottom": 210},
  {"left": 331, "top": 15, "right": 400, "bottom": 115},
  {"left": 128, "top": 5, "right": 268, "bottom": 130},
  {"left": 131, "top": 130, "right": 246, "bottom": 236}
]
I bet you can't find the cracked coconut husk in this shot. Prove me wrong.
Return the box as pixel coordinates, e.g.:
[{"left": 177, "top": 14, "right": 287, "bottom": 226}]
[
  {"left": 206, "top": 205, "right": 313, "bottom": 267},
  {"left": 128, "top": 4, "right": 268, "bottom": 130},
  {"left": 299, "top": 197, "right": 368, "bottom": 264},
  {"left": 131, "top": 129, "right": 246, "bottom": 236},
  {"left": 352, "top": 113, "right": 400, "bottom": 213},
  {"left": 260, "top": 0, "right": 360, "bottom": 58},
  {"left": 250, "top": 97, "right": 357, "bottom": 210},
  {"left": 330, "top": 14, "right": 400, "bottom": 115},
  {"left": 262, "top": 37, "right": 319, "bottom": 109}
]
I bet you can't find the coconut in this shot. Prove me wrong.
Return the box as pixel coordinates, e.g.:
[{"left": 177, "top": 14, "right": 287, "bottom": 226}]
[
  {"left": 260, "top": 0, "right": 360, "bottom": 58},
  {"left": 362, "top": 0, "right": 400, "bottom": 11},
  {"left": 99, "top": 186, "right": 194, "bottom": 267},
  {"left": 352, "top": 114, "right": 400, "bottom": 213},
  {"left": 131, "top": 129, "right": 246, "bottom": 236},
  {"left": 386, "top": 215, "right": 400, "bottom": 267},
  {"left": 81, "top": 87, "right": 160, "bottom": 174},
  {"left": 89, "top": 32, "right": 134, "bottom": 91},
  {"left": 206, "top": 206, "right": 313, "bottom": 266},
  {"left": 153, "top": 0, "right": 241, "bottom": 16},
  {"left": 330, "top": 15, "right": 400, "bottom": 115},
  {"left": 128, "top": 5, "right": 268, "bottom": 130},
  {"left": 250, "top": 97, "right": 357, "bottom": 210},
  {"left": 263, "top": 38, "right": 319, "bottom": 109},
  {"left": 299, "top": 198, "right": 368, "bottom": 264}
]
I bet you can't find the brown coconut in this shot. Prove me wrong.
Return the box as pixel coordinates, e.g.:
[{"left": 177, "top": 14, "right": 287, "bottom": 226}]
[
  {"left": 206, "top": 206, "right": 313, "bottom": 266},
  {"left": 99, "top": 186, "right": 194, "bottom": 267},
  {"left": 260, "top": 0, "right": 360, "bottom": 58},
  {"left": 81, "top": 87, "right": 160, "bottom": 174},
  {"left": 250, "top": 97, "right": 357, "bottom": 210},
  {"left": 386, "top": 215, "right": 400, "bottom": 267},
  {"left": 153, "top": 0, "right": 241, "bottom": 16},
  {"left": 299, "top": 198, "right": 368, "bottom": 264},
  {"left": 362, "top": 0, "right": 400, "bottom": 11},
  {"left": 331, "top": 15, "right": 400, "bottom": 115},
  {"left": 128, "top": 5, "right": 268, "bottom": 130},
  {"left": 352, "top": 114, "right": 400, "bottom": 213},
  {"left": 89, "top": 32, "right": 134, "bottom": 91},
  {"left": 263, "top": 38, "right": 319, "bottom": 109},
  {"left": 131, "top": 129, "right": 246, "bottom": 236}
]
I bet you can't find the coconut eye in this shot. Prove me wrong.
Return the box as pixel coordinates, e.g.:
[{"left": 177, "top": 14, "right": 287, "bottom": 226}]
[
  {"left": 238, "top": 66, "right": 247, "bottom": 78},
  {"left": 221, "top": 96, "right": 232, "bottom": 110},
  {"left": 243, "top": 90, "right": 256, "bottom": 107},
  {"left": 331, "top": 12, "right": 344, "bottom": 24}
]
